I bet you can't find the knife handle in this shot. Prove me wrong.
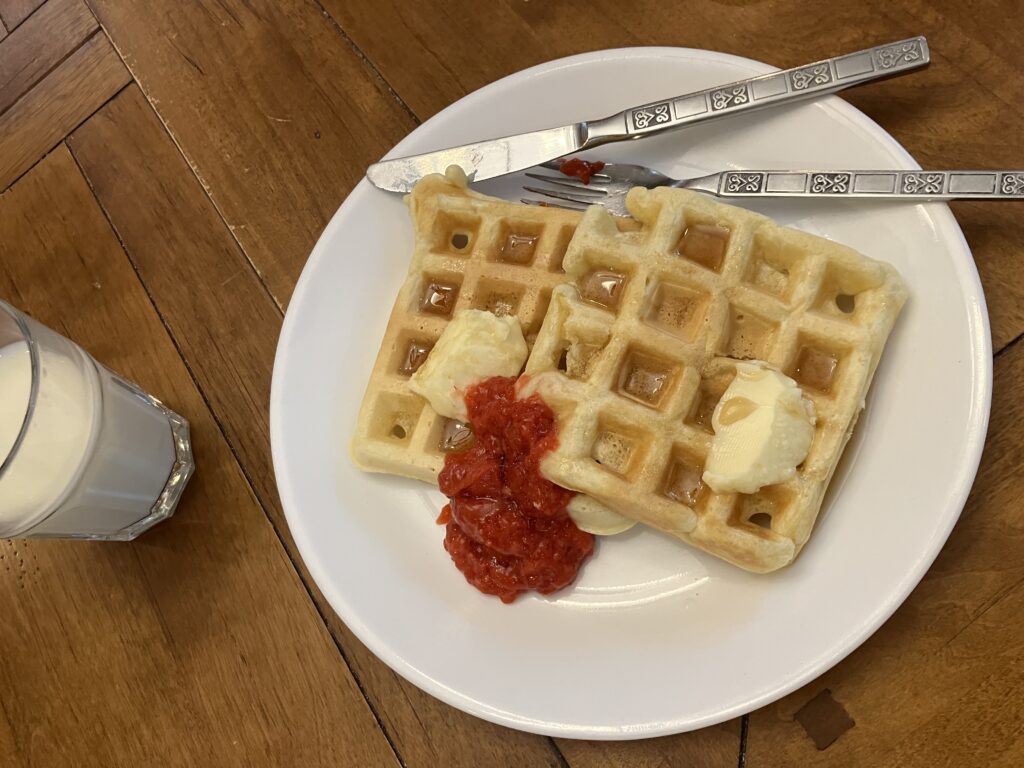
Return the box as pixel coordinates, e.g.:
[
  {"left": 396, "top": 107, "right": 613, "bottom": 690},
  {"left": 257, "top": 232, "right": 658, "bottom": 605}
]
[
  {"left": 686, "top": 169, "right": 1024, "bottom": 200},
  {"left": 583, "top": 37, "right": 929, "bottom": 145}
]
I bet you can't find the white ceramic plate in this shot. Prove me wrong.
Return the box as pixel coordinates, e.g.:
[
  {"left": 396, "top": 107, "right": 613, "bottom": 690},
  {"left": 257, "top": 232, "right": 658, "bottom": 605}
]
[{"left": 271, "top": 48, "right": 991, "bottom": 739}]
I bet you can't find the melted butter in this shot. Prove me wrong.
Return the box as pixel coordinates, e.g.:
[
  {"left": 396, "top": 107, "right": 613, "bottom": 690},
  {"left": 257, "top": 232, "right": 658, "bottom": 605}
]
[
  {"left": 579, "top": 270, "right": 626, "bottom": 310},
  {"left": 702, "top": 361, "right": 815, "bottom": 494},
  {"left": 664, "top": 459, "right": 706, "bottom": 507},
  {"left": 500, "top": 232, "right": 539, "bottom": 264},
  {"left": 618, "top": 353, "right": 674, "bottom": 407},
  {"left": 439, "top": 419, "right": 474, "bottom": 452},
  {"left": 737, "top": 366, "right": 769, "bottom": 382},
  {"left": 408, "top": 309, "right": 528, "bottom": 419},
  {"left": 718, "top": 396, "right": 758, "bottom": 426},
  {"left": 678, "top": 223, "right": 730, "bottom": 271},
  {"left": 399, "top": 340, "right": 433, "bottom": 376},
  {"left": 793, "top": 346, "right": 839, "bottom": 394},
  {"left": 420, "top": 280, "right": 458, "bottom": 316}
]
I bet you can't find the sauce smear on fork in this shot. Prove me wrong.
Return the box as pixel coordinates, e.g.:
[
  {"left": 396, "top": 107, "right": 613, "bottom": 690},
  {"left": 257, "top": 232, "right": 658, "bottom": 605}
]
[{"left": 559, "top": 158, "right": 606, "bottom": 185}]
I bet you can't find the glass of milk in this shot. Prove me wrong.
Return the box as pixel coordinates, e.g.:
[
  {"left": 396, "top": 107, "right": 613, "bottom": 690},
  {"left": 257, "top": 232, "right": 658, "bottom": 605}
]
[{"left": 0, "top": 300, "right": 193, "bottom": 540}]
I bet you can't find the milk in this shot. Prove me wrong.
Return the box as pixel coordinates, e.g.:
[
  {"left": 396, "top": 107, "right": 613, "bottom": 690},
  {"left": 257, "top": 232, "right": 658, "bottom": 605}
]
[
  {"left": 0, "top": 340, "right": 94, "bottom": 533},
  {"left": 0, "top": 341, "right": 32, "bottom": 469},
  {"left": 0, "top": 338, "right": 176, "bottom": 538}
]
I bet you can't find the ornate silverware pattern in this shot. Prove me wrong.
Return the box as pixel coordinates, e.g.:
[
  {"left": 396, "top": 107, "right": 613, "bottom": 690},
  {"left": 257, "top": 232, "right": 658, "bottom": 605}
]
[{"left": 523, "top": 164, "right": 1024, "bottom": 217}]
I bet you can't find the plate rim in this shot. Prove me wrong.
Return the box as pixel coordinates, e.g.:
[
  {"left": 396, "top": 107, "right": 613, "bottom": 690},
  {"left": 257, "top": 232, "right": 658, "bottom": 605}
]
[{"left": 270, "top": 45, "right": 993, "bottom": 739}]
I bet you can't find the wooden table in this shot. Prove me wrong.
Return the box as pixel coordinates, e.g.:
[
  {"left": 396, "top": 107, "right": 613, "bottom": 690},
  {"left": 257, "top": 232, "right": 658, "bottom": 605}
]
[{"left": 1, "top": 1, "right": 1021, "bottom": 765}]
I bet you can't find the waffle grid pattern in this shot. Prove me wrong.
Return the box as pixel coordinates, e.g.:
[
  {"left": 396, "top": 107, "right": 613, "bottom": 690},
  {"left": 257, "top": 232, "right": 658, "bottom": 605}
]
[
  {"left": 350, "top": 172, "right": 581, "bottom": 482},
  {"left": 523, "top": 187, "right": 907, "bottom": 571}
]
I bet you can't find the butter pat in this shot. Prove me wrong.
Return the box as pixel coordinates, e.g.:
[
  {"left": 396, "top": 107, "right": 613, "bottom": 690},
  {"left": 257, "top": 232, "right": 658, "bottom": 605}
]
[
  {"left": 702, "top": 362, "right": 815, "bottom": 494},
  {"left": 567, "top": 495, "right": 636, "bottom": 535},
  {"left": 409, "top": 309, "right": 528, "bottom": 420}
]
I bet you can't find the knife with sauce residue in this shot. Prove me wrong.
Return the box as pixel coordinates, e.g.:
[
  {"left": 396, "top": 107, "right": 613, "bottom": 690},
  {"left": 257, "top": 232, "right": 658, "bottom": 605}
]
[{"left": 367, "top": 37, "right": 929, "bottom": 194}]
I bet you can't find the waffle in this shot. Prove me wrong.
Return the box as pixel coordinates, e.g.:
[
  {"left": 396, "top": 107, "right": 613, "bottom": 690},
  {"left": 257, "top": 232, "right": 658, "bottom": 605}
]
[
  {"left": 350, "top": 169, "right": 583, "bottom": 482},
  {"left": 521, "top": 187, "right": 907, "bottom": 572}
]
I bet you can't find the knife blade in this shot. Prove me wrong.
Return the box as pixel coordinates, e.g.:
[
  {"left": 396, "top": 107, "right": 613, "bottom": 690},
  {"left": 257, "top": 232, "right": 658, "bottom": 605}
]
[{"left": 367, "top": 37, "right": 928, "bottom": 193}]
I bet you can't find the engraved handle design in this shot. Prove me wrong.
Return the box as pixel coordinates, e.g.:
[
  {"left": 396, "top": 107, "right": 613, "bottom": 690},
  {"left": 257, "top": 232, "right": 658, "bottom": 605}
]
[
  {"left": 810, "top": 173, "right": 851, "bottom": 193},
  {"left": 709, "top": 170, "right": 1024, "bottom": 199},
  {"left": 631, "top": 103, "right": 671, "bottom": 129},
  {"left": 587, "top": 37, "right": 929, "bottom": 142},
  {"left": 724, "top": 173, "right": 764, "bottom": 193},
  {"left": 876, "top": 40, "right": 927, "bottom": 69}
]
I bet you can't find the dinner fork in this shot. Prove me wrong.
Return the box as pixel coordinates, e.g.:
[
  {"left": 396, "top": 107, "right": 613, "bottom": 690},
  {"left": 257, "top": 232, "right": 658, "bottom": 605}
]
[{"left": 523, "top": 162, "right": 1024, "bottom": 215}]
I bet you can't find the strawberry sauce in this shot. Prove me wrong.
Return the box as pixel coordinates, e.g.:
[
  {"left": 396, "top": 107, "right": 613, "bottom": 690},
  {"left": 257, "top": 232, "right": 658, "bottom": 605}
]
[
  {"left": 558, "top": 157, "right": 606, "bottom": 185},
  {"left": 437, "top": 377, "right": 594, "bottom": 602}
]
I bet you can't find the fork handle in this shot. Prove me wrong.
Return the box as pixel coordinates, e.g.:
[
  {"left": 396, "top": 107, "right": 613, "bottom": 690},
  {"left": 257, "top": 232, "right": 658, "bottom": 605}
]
[
  {"left": 583, "top": 38, "right": 928, "bottom": 145},
  {"left": 686, "top": 170, "right": 1024, "bottom": 199}
]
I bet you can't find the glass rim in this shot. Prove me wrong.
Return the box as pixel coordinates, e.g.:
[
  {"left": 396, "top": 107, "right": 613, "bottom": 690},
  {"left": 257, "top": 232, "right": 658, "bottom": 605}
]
[{"left": 0, "top": 299, "right": 41, "bottom": 483}]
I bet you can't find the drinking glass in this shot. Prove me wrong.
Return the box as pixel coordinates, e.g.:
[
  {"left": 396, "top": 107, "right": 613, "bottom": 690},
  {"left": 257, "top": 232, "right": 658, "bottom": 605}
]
[{"left": 0, "top": 300, "right": 193, "bottom": 539}]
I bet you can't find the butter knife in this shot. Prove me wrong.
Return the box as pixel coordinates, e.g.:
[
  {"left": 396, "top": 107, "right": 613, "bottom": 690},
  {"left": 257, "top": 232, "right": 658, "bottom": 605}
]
[{"left": 367, "top": 37, "right": 929, "bottom": 193}]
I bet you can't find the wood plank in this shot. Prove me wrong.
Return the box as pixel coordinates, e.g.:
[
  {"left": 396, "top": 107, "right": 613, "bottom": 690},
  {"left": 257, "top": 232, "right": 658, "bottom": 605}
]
[
  {"left": 844, "top": 0, "right": 1024, "bottom": 353},
  {"left": 0, "top": 695, "right": 18, "bottom": 763},
  {"left": 319, "top": 0, "right": 588, "bottom": 119},
  {"left": 559, "top": 719, "right": 742, "bottom": 767},
  {"left": 949, "top": 199, "right": 1024, "bottom": 352},
  {"left": 745, "top": 338, "right": 1024, "bottom": 766},
  {"left": 0, "top": 31, "right": 129, "bottom": 190},
  {"left": 315, "top": 2, "right": 1022, "bottom": 762},
  {"left": 0, "top": 145, "right": 399, "bottom": 768},
  {"left": 70, "top": 1, "right": 1022, "bottom": 763},
  {"left": 875, "top": 0, "right": 1024, "bottom": 123},
  {"left": 322, "top": 0, "right": 883, "bottom": 124},
  {"left": 0, "top": 0, "right": 43, "bottom": 30},
  {"left": 323, "top": 0, "right": 1024, "bottom": 352},
  {"left": 0, "top": 0, "right": 98, "bottom": 115},
  {"left": 80, "top": 6, "right": 742, "bottom": 762},
  {"left": 880, "top": 583, "right": 1024, "bottom": 768},
  {"left": 69, "top": 85, "right": 566, "bottom": 768},
  {"left": 86, "top": 0, "right": 417, "bottom": 308}
]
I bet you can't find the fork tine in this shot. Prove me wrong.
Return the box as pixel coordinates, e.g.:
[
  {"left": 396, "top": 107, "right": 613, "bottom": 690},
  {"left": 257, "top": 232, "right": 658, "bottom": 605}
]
[
  {"left": 523, "top": 185, "right": 607, "bottom": 206},
  {"left": 520, "top": 197, "right": 586, "bottom": 212},
  {"left": 523, "top": 172, "right": 608, "bottom": 194},
  {"left": 540, "top": 160, "right": 564, "bottom": 171}
]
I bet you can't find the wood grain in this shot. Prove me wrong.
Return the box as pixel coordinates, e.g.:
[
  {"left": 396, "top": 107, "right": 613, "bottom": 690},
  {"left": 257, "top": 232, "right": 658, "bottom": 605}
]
[
  {"left": 323, "top": 0, "right": 886, "bottom": 122},
  {"left": 0, "top": 146, "right": 399, "bottom": 768},
  {"left": 560, "top": 719, "right": 743, "bottom": 768},
  {"left": 853, "top": 0, "right": 1024, "bottom": 352},
  {"left": 745, "top": 338, "right": 1024, "bottom": 766},
  {"left": 68, "top": 84, "right": 566, "bottom": 768},
  {"left": 0, "top": 0, "right": 1019, "bottom": 765},
  {"left": 0, "top": 699, "right": 17, "bottom": 762},
  {"left": 0, "top": 0, "right": 97, "bottom": 115},
  {"left": 0, "top": 0, "right": 43, "bottom": 30},
  {"left": 0, "top": 31, "right": 128, "bottom": 190},
  {"left": 325, "top": 0, "right": 1024, "bottom": 352},
  {"left": 86, "top": 0, "right": 417, "bottom": 308},
  {"left": 355, "top": 0, "right": 1024, "bottom": 754},
  {"left": 319, "top": 0, "right": 581, "bottom": 119}
]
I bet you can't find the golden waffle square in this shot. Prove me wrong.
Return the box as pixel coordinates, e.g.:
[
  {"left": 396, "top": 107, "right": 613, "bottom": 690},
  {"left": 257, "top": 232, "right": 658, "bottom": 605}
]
[
  {"left": 521, "top": 187, "right": 907, "bottom": 572},
  {"left": 350, "top": 170, "right": 581, "bottom": 482}
]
